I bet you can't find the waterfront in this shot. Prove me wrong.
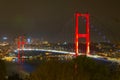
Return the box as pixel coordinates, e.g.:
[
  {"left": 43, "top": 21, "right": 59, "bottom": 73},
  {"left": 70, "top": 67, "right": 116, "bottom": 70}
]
[{"left": 3, "top": 53, "right": 120, "bottom": 80}]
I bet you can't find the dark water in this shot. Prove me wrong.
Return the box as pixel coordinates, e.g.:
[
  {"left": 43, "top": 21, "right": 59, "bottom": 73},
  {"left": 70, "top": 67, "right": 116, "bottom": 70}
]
[
  {"left": 5, "top": 57, "right": 119, "bottom": 80},
  {"left": 5, "top": 60, "right": 41, "bottom": 76},
  {"left": 19, "top": 63, "right": 35, "bottom": 73}
]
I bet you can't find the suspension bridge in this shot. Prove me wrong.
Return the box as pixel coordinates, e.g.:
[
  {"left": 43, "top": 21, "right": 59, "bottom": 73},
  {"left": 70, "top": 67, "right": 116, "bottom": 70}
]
[
  {"left": 12, "top": 12, "right": 107, "bottom": 63},
  {"left": 4, "top": 12, "right": 118, "bottom": 63}
]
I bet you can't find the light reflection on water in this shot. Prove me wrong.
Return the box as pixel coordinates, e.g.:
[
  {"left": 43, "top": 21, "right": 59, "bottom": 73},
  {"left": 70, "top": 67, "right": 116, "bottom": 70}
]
[
  {"left": 6, "top": 60, "right": 40, "bottom": 76},
  {"left": 20, "top": 63, "right": 35, "bottom": 73}
]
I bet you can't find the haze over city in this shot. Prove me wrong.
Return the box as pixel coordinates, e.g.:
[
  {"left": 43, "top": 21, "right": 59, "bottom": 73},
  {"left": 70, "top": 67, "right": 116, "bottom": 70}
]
[{"left": 0, "top": 0, "right": 119, "bottom": 42}]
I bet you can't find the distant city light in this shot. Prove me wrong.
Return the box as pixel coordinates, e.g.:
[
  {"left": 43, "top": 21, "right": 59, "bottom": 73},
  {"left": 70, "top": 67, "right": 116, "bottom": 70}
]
[
  {"left": 63, "top": 42, "right": 67, "bottom": 45},
  {"left": 3, "top": 37, "right": 8, "bottom": 40},
  {"left": 27, "top": 38, "right": 31, "bottom": 43}
]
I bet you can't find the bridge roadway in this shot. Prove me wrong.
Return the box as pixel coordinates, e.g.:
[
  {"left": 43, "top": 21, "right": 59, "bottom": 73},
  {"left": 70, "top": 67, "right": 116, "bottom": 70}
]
[
  {"left": 15, "top": 48, "right": 75, "bottom": 54},
  {"left": 13, "top": 48, "right": 120, "bottom": 64}
]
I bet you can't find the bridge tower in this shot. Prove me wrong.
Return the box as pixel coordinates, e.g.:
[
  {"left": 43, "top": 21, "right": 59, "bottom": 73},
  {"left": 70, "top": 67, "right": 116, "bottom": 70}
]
[
  {"left": 17, "top": 36, "right": 21, "bottom": 63},
  {"left": 17, "top": 36, "right": 26, "bottom": 63},
  {"left": 75, "top": 12, "right": 90, "bottom": 57}
]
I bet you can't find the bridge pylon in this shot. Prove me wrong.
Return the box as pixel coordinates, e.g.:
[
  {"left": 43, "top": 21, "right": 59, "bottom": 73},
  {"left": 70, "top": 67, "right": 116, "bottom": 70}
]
[
  {"left": 75, "top": 12, "right": 90, "bottom": 57},
  {"left": 17, "top": 36, "right": 26, "bottom": 63}
]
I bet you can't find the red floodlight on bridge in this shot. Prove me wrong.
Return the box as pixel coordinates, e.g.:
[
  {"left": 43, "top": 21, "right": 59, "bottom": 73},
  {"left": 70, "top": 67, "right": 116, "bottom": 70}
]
[
  {"left": 17, "top": 36, "right": 21, "bottom": 63},
  {"left": 17, "top": 36, "right": 26, "bottom": 63},
  {"left": 75, "top": 12, "right": 90, "bottom": 57}
]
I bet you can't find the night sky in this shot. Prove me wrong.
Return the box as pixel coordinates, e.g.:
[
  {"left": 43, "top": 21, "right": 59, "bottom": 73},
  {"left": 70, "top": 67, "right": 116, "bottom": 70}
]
[{"left": 0, "top": 0, "right": 120, "bottom": 42}]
